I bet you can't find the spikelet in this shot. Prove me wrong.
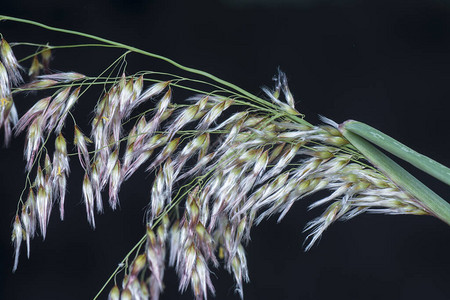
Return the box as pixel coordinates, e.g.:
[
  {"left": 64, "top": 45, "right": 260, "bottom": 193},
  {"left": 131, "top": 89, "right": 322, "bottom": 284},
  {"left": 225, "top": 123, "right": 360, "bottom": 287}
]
[
  {"left": 12, "top": 215, "right": 23, "bottom": 272},
  {"left": 82, "top": 173, "right": 96, "bottom": 228},
  {"left": 0, "top": 39, "right": 23, "bottom": 86},
  {"left": 21, "top": 189, "right": 36, "bottom": 258},
  {"left": 52, "top": 133, "right": 69, "bottom": 220},
  {"left": 56, "top": 87, "right": 81, "bottom": 133},
  {"left": 74, "top": 125, "right": 92, "bottom": 172},
  {"left": 37, "top": 72, "right": 85, "bottom": 82},
  {"left": 28, "top": 55, "right": 42, "bottom": 81},
  {"left": 41, "top": 46, "right": 51, "bottom": 73}
]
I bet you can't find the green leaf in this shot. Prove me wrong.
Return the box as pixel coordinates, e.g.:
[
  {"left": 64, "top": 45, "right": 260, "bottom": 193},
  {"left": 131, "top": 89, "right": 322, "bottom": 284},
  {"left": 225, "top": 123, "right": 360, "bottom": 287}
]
[
  {"left": 343, "top": 120, "right": 450, "bottom": 187},
  {"left": 341, "top": 128, "right": 450, "bottom": 226}
]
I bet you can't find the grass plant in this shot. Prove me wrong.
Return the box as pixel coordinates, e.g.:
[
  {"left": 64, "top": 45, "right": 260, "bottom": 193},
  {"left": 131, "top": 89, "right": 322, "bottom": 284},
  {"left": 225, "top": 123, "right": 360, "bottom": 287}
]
[{"left": 1, "top": 16, "right": 449, "bottom": 300}]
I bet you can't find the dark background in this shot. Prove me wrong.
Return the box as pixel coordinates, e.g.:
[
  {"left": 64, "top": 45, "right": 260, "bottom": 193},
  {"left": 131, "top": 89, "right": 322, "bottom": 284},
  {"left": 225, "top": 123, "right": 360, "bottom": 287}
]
[{"left": 1, "top": 0, "right": 450, "bottom": 299}]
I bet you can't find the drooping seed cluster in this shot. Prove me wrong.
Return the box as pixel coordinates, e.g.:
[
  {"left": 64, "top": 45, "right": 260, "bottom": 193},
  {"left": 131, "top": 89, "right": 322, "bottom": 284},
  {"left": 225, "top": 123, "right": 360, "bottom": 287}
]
[{"left": 1, "top": 38, "right": 429, "bottom": 299}]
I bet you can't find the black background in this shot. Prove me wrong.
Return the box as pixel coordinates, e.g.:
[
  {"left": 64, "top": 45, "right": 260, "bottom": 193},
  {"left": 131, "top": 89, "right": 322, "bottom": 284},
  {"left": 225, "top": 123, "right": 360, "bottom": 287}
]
[{"left": 1, "top": 0, "right": 450, "bottom": 299}]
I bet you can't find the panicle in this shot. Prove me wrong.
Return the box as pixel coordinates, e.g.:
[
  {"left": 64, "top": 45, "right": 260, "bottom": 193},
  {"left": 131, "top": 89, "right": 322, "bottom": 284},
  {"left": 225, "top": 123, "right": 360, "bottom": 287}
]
[{"left": 6, "top": 54, "right": 435, "bottom": 300}]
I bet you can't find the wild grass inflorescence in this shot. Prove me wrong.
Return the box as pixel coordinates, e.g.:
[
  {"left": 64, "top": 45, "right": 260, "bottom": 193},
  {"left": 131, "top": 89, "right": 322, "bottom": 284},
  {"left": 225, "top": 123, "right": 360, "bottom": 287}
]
[{"left": 2, "top": 16, "right": 449, "bottom": 300}]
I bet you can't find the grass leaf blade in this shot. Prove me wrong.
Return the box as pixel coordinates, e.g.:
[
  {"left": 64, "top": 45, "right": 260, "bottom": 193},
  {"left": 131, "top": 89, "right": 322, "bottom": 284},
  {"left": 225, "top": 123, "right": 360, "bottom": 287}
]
[
  {"left": 343, "top": 120, "right": 450, "bottom": 187},
  {"left": 341, "top": 128, "right": 450, "bottom": 226}
]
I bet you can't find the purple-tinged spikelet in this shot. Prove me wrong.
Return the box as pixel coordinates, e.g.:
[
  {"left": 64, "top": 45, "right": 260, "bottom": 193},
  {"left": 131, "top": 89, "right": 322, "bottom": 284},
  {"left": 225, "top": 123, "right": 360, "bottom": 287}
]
[
  {"left": 12, "top": 215, "right": 23, "bottom": 272},
  {"left": 0, "top": 39, "right": 23, "bottom": 86},
  {"left": 82, "top": 173, "right": 96, "bottom": 228}
]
